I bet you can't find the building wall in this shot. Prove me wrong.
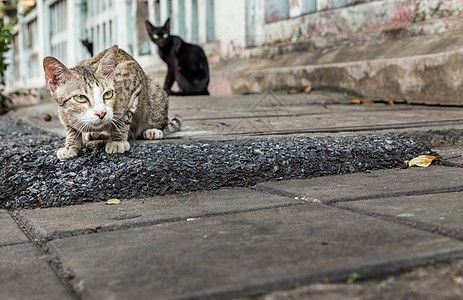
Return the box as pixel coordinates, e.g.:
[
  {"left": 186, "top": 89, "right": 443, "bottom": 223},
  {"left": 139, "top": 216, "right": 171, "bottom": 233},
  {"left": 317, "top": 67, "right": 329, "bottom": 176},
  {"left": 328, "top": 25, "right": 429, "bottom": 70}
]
[{"left": 6, "top": 0, "right": 463, "bottom": 94}]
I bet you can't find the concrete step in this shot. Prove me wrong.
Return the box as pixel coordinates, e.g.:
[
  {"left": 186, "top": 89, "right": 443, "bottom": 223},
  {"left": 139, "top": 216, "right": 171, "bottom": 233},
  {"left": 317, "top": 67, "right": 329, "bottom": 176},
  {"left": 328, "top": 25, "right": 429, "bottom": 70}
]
[{"left": 204, "top": 33, "right": 463, "bottom": 106}]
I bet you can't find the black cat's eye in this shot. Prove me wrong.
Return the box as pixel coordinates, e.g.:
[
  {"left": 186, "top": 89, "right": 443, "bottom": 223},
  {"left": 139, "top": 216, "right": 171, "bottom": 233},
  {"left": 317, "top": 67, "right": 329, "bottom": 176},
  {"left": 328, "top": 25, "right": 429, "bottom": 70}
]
[
  {"left": 163, "top": 33, "right": 168, "bottom": 38},
  {"left": 103, "top": 90, "right": 113, "bottom": 100},
  {"left": 73, "top": 95, "right": 88, "bottom": 103},
  {"left": 153, "top": 34, "right": 159, "bottom": 39}
]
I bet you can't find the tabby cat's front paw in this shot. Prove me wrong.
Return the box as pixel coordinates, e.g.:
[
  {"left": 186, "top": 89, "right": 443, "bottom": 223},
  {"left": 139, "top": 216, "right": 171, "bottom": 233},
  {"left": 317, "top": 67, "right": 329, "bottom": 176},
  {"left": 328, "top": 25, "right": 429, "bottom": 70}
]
[
  {"left": 57, "top": 146, "right": 80, "bottom": 160},
  {"left": 85, "top": 132, "right": 109, "bottom": 141},
  {"left": 105, "top": 141, "right": 130, "bottom": 154},
  {"left": 143, "top": 129, "right": 164, "bottom": 140}
]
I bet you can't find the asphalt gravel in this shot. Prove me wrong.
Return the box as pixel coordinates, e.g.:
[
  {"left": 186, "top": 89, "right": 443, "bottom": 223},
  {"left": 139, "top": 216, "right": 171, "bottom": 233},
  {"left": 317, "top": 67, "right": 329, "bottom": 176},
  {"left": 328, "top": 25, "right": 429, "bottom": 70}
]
[{"left": 1, "top": 116, "right": 435, "bottom": 209}]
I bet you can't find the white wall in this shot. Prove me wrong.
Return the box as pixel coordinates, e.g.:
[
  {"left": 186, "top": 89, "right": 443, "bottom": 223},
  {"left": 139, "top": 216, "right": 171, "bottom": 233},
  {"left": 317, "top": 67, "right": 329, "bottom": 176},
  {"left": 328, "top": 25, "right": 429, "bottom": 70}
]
[{"left": 214, "top": 0, "right": 246, "bottom": 60}]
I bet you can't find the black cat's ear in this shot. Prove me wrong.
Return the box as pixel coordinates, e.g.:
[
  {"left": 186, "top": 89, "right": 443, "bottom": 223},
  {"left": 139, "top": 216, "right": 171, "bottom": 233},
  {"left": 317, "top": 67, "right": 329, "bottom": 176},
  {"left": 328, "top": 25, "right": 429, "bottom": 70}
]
[
  {"left": 163, "top": 18, "right": 170, "bottom": 31},
  {"left": 97, "top": 44, "right": 118, "bottom": 79},
  {"left": 43, "top": 57, "right": 72, "bottom": 93},
  {"left": 145, "top": 20, "right": 155, "bottom": 34}
]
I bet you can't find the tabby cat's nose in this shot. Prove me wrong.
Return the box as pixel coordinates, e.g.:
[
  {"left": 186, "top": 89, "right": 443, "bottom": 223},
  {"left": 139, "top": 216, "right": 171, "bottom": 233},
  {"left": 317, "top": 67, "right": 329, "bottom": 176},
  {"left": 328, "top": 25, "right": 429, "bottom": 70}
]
[{"left": 95, "top": 111, "right": 106, "bottom": 119}]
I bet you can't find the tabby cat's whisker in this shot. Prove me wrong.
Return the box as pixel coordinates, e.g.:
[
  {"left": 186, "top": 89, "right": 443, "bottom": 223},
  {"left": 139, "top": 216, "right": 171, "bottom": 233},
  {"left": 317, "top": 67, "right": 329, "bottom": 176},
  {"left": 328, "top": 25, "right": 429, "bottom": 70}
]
[
  {"left": 67, "top": 121, "right": 86, "bottom": 146},
  {"left": 43, "top": 44, "right": 180, "bottom": 160}
]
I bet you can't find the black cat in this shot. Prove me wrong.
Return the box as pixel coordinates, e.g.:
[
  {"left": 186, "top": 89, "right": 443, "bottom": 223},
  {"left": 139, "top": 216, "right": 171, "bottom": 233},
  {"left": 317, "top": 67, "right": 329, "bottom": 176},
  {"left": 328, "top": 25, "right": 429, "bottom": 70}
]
[
  {"left": 81, "top": 39, "right": 93, "bottom": 56},
  {"left": 145, "top": 18, "right": 210, "bottom": 96}
]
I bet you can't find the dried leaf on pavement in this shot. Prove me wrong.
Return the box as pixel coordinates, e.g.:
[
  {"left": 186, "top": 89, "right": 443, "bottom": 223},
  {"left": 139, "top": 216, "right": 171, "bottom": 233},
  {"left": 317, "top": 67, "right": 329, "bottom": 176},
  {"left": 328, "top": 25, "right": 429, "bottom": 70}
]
[
  {"left": 408, "top": 155, "right": 440, "bottom": 167},
  {"left": 288, "top": 86, "right": 312, "bottom": 94},
  {"left": 360, "top": 100, "right": 375, "bottom": 104},
  {"left": 88, "top": 225, "right": 101, "bottom": 232},
  {"left": 351, "top": 97, "right": 395, "bottom": 105},
  {"left": 104, "top": 198, "right": 121, "bottom": 205},
  {"left": 288, "top": 88, "right": 299, "bottom": 94}
]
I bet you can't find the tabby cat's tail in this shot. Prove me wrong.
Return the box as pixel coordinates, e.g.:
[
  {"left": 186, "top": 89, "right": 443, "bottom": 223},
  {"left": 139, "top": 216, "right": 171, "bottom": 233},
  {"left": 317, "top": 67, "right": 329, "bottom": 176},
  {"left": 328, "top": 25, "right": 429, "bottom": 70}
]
[{"left": 163, "top": 115, "right": 182, "bottom": 135}]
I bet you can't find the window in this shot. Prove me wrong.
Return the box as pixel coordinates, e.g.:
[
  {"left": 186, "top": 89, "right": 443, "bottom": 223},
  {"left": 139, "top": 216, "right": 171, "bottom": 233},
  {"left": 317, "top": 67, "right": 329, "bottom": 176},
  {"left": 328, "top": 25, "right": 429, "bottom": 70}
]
[
  {"left": 246, "top": 0, "right": 256, "bottom": 47},
  {"left": 12, "top": 33, "right": 19, "bottom": 82},
  {"left": 191, "top": 0, "right": 198, "bottom": 44},
  {"left": 264, "top": 0, "right": 289, "bottom": 23},
  {"left": 301, "top": 0, "right": 317, "bottom": 14},
  {"left": 332, "top": 0, "right": 351, "bottom": 9},
  {"left": 137, "top": 0, "right": 151, "bottom": 55},
  {"left": 26, "top": 18, "right": 39, "bottom": 78},
  {"left": 49, "top": 0, "right": 67, "bottom": 63},
  {"left": 154, "top": 0, "right": 161, "bottom": 25},
  {"left": 205, "top": 0, "right": 214, "bottom": 42},
  {"left": 86, "top": 0, "right": 115, "bottom": 54},
  {"left": 177, "top": 0, "right": 185, "bottom": 38}
]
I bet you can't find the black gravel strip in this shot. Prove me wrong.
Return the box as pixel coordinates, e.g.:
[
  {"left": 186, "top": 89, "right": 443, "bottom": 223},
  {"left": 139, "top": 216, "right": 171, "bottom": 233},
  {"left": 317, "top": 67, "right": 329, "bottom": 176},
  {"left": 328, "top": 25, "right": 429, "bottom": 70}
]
[{"left": 1, "top": 116, "right": 435, "bottom": 209}]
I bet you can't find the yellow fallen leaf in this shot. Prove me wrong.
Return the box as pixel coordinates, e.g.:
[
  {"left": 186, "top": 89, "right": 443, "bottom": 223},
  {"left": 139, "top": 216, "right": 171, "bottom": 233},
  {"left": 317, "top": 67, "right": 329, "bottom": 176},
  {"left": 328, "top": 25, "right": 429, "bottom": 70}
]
[
  {"left": 408, "top": 155, "right": 440, "bottom": 167},
  {"left": 352, "top": 98, "right": 361, "bottom": 104},
  {"left": 88, "top": 224, "right": 101, "bottom": 232},
  {"left": 104, "top": 198, "right": 121, "bottom": 205},
  {"left": 361, "top": 100, "right": 375, "bottom": 104},
  {"left": 288, "top": 89, "right": 299, "bottom": 94},
  {"left": 288, "top": 86, "right": 312, "bottom": 94}
]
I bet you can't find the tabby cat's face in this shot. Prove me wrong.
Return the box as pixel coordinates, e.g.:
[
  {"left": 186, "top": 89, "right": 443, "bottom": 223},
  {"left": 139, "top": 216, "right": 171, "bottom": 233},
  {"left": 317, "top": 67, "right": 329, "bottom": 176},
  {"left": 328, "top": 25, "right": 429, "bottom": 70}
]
[
  {"left": 58, "top": 70, "right": 116, "bottom": 131},
  {"left": 43, "top": 54, "right": 119, "bottom": 132}
]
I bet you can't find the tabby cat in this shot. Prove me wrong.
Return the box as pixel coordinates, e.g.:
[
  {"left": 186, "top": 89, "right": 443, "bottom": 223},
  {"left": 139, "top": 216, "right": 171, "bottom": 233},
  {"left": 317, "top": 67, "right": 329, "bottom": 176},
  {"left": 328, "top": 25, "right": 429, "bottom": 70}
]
[
  {"left": 145, "top": 18, "right": 210, "bottom": 96},
  {"left": 43, "top": 44, "right": 182, "bottom": 160}
]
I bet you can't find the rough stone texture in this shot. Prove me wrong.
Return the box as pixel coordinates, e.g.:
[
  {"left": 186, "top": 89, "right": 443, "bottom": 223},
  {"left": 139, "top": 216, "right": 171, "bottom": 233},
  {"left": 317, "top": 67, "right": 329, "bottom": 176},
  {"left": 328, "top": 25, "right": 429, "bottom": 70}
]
[
  {"left": 0, "top": 210, "right": 30, "bottom": 246},
  {"left": 15, "top": 188, "right": 298, "bottom": 241},
  {"left": 0, "top": 243, "right": 73, "bottom": 300},
  {"left": 435, "top": 146, "right": 463, "bottom": 167},
  {"left": 257, "top": 166, "right": 463, "bottom": 204},
  {"left": 47, "top": 204, "right": 463, "bottom": 300},
  {"left": 406, "top": 129, "right": 463, "bottom": 148},
  {"left": 260, "top": 0, "right": 463, "bottom": 54},
  {"left": 336, "top": 192, "right": 463, "bottom": 239},
  {"left": 229, "top": 50, "right": 463, "bottom": 105},
  {"left": 0, "top": 116, "right": 434, "bottom": 209},
  {"left": 14, "top": 98, "right": 463, "bottom": 143},
  {"left": 254, "top": 259, "right": 463, "bottom": 300},
  {"left": 221, "top": 0, "right": 463, "bottom": 101}
]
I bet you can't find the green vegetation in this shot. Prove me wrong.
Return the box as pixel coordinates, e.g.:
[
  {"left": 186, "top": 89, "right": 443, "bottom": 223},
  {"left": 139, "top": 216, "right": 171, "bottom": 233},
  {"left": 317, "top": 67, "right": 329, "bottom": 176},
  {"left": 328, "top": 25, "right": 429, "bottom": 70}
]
[
  {"left": 347, "top": 272, "right": 359, "bottom": 284},
  {"left": 0, "top": 19, "right": 14, "bottom": 114}
]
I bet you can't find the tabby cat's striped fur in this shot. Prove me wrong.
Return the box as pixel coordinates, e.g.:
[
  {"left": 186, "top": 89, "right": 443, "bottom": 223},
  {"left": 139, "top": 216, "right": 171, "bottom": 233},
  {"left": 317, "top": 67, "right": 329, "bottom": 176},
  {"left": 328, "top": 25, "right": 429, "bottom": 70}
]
[{"left": 43, "top": 44, "right": 181, "bottom": 160}]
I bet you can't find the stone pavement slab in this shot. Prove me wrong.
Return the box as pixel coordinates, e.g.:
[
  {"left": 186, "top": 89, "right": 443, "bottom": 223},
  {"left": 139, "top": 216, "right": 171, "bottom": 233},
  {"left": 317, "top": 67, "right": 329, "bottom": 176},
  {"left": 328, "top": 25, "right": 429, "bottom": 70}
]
[
  {"left": 435, "top": 146, "right": 463, "bottom": 167},
  {"left": 47, "top": 204, "right": 463, "bottom": 300},
  {"left": 182, "top": 105, "right": 463, "bottom": 140},
  {"left": 255, "top": 259, "right": 463, "bottom": 300},
  {"left": 0, "top": 210, "right": 29, "bottom": 246},
  {"left": 0, "top": 243, "right": 73, "bottom": 300},
  {"left": 256, "top": 166, "right": 463, "bottom": 204},
  {"left": 13, "top": 95, "right": 463, "bottom": 141},
  {"left": 335, "top": 192, "right": 463, "bottom": 239},
  {"left": 16, "top": 188, "right": 299, "bottom": 241}
]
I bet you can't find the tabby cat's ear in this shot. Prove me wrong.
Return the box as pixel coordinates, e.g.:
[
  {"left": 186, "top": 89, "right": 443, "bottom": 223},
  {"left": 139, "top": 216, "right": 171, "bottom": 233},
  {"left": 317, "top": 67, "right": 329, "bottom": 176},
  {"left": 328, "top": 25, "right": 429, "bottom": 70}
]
[
  {"left": 43, "top": 57, "right": 72, "bottom": 93},
  {"left": 163, "top": 18, "right": 170, "bottom": 32},
  {"left": 145, "top": 20, "right": 155, "bottom": 34},
  {"left": 97, "top": 45, "right": 118, "bottom": 79}
]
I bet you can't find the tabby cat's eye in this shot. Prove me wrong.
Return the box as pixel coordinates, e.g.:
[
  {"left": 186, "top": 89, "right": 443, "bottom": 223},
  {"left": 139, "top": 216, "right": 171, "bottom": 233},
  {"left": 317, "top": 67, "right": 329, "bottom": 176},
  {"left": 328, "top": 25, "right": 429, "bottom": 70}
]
[
  {"left": 163, "top": 33, "right": 168, "bottom": 38},
  {"left": 73, "top": 95, "right": 88, "bottom": 103},
  {"left": 103, "top": 90, "right": 113, "bottom": 99},
  {"left": 153, "top": 34, "right": 159, "bottom": 39}
]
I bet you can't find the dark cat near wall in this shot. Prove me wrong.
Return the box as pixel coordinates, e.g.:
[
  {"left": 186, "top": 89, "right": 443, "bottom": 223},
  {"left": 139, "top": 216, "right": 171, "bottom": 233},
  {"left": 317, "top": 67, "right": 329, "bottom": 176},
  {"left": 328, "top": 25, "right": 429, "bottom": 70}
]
[
  {"left": 81, "top": 39, "right": 93, "bottom": 57},
  {"left": 145, "top": 18, "right": 210, "bottom": 96}
]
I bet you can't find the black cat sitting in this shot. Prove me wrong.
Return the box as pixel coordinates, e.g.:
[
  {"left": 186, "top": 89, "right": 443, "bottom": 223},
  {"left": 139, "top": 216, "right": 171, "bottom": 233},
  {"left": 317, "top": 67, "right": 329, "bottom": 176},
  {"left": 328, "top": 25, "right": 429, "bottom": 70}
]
[
  {"left": 81, "top": 39, "right": 93, "bottom": 56},
  {"left": 145, "top": 18, "right": 210, "bottom": 96}
]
